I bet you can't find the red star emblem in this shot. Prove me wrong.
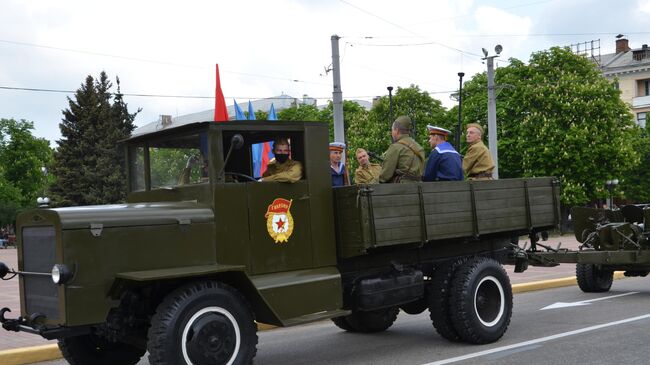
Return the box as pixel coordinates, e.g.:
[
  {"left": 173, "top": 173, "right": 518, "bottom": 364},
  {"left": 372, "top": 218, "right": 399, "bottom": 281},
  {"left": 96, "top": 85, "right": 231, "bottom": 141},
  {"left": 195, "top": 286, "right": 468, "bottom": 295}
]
[{"left": 276, "top": 218, "right": 285, "bottom": 230}]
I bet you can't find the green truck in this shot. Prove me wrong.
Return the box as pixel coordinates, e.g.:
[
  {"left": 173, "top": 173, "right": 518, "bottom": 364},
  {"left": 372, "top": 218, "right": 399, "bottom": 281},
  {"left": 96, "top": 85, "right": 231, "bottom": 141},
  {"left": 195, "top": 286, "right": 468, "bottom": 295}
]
[{"left": 1, "top": 120, "right": 560, "bottom": 365}]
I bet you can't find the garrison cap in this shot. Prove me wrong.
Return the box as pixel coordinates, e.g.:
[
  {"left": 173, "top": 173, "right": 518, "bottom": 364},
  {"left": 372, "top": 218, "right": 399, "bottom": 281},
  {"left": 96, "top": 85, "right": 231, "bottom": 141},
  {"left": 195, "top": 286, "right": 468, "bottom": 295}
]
[
  {"left": 466, "top": 122, "right": 484, "bottom": 135},
  {"left": 329, "top": 142, "right": 346, "bottom": 152},
  {"left": 393, "top": 115, "right": 413, "bottom": 131},
  {"left": 427, "top": 125, "right": 451, "bottom": 137}
]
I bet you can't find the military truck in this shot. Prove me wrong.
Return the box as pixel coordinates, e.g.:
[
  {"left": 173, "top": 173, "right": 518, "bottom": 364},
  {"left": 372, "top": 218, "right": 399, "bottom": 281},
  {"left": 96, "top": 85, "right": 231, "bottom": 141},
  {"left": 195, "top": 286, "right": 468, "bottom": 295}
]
[
  {"left": 0, "top": 120, "right": 560, "bottom": 365},
  {"left": 520, "top": 205, "right": 650, "bottom": 293}
]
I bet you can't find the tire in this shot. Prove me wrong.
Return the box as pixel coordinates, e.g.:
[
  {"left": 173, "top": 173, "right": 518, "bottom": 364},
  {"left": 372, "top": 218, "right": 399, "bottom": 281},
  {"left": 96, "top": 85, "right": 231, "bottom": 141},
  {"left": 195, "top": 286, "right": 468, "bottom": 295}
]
[
  {"left": 400, "top": 298, "right": 428, "bottom": 315},
  {"left": 147, "top": 281, "right": 258, "bottom": 365},
  {"left": 576, "top": 264, "right": 613, "bottom": 292},
  {"left": 58, "top": 333, "right": 145, "bottom": 365},
  {"left": 428, "top": 257, "right": 470, "bottom": 341},
  {"left": 448, "top": 257, "right": 513, "bottom": 344},
  {"left": 335, "top": 307, "right": 399, "bottom": 333}
]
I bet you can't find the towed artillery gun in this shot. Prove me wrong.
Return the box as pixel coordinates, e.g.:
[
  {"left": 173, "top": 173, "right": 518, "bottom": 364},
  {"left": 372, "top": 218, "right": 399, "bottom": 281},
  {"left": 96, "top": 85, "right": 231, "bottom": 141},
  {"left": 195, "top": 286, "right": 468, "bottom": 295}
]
[
  {"left": 518, "top": 205, "right": 650, "bottom": 292},
  {"left": 1, "top": 120, "right": 560, "bottom": 364}
]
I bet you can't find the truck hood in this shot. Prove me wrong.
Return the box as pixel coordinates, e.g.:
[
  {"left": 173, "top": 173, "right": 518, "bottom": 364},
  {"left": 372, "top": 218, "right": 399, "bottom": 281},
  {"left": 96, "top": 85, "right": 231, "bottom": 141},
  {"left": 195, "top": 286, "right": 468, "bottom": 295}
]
[{"left": 49, "top": 201, "right": 214, "bottom": 230}]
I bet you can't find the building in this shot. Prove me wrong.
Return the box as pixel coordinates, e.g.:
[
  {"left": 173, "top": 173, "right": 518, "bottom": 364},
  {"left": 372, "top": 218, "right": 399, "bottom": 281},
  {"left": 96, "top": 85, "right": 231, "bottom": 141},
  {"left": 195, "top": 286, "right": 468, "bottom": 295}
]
[{"left": 600, "top": 37, "right": 650, "bottom": 128}]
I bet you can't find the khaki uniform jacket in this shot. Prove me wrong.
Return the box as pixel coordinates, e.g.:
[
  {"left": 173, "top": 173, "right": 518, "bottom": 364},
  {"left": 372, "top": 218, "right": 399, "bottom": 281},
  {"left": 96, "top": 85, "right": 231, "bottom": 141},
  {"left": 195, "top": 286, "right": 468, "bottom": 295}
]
[
  {"left": 379, "top": 135, "right": 425, "bottom": 183},
  {"left": 462, "top": 140, "right": 494, "bottom": 180},
  {"left": 262, "top": 159, "right": 303, "bottom": 183},
  {"left": 355, "top": 163, "right": 381, "bottom": 184}
]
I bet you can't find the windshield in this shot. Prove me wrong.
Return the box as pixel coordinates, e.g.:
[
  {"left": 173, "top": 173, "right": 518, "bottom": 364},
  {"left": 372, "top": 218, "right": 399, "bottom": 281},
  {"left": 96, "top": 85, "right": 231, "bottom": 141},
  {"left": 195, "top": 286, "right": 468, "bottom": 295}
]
[{"left": 147, "top": 132, "right": 208, "bottom": 189}]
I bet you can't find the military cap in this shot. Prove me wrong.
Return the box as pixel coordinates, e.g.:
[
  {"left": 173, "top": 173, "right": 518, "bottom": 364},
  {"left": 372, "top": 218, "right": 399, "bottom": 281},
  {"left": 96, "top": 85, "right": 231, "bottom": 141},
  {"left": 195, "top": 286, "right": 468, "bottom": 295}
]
[
  {"left": 427, "top": 125, "right": 451, "bottom": 137},
  {"left": 393, "top": 115, "right": 413, "bottom": 131},
  {"left": 329, "top": 142, "right": 346, "bottom": 152},
  {"left": 466, "top": 122, "right": 484, "bottom": 135}
]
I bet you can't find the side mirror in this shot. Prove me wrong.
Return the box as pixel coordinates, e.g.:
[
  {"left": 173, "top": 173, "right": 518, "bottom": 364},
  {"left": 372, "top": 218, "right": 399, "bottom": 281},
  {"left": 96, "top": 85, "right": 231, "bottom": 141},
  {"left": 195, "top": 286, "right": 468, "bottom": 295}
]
[{"left": 231, "top": 134, "right": 244, "bottom": 150}]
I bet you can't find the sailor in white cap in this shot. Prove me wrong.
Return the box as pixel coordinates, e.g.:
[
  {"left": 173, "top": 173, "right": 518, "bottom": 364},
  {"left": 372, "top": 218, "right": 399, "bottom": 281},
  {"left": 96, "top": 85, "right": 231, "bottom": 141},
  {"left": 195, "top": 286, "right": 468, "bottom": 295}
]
[
  {"left": 423, "top": 125, "right": 463, "bottom": 182},
  {"left": 329, "top": 142, "right": 349, "bottom": 186}
]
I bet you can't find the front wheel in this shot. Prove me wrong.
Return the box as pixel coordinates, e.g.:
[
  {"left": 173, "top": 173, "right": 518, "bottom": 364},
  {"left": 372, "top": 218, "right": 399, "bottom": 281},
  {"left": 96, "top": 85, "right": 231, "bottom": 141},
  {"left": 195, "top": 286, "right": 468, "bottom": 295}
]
[
  {"left": 448, "top": 257, "right": 512, "bottom": 344},
  {"left": 576, "top": 264, "right": 613, "bottom": 292},
  {"left": 147, "top": 281, "right": 258, "bottom": 365},
  {"left": 58, "top": 333, "right": 145, "bottom": 365}
]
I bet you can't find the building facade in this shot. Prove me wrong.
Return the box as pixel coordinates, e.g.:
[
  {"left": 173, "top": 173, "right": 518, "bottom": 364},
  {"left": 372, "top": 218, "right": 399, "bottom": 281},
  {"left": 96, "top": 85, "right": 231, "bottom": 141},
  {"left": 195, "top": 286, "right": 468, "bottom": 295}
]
[{"left": 600, "top": 37, "right": 650, "bottom": 128}]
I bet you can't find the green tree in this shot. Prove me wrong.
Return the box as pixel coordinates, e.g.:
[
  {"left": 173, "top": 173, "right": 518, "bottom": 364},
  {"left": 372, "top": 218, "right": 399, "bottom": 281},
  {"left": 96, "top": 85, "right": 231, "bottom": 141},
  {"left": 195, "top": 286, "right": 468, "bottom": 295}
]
[
  {"left": 0, "top": 118, "right": 52, "bottom": 224},
  {"left": 277, "top": 104, "right": 321, "bottom": 121},
  {"left": 620, "top": 128, "right": 650, "bottom": 203},
  {"left": 50, "top": 72, "right": 138, "bottom": 206},
  {"left": 460, "top": 47, "right": 638, "bottom": 206}
]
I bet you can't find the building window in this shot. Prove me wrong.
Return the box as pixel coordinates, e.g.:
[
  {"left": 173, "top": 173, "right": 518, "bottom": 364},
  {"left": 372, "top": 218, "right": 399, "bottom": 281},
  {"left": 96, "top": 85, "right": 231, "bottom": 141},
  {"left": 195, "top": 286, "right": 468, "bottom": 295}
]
[
  {"left": 646, "top": 80, "right": 650, "bottom": 96},
  {"left": 638, "top": 112, "right": 647, "bottom": 128},
  {"left": 637, "top": 79, "right": 650, "bottom": 96}
]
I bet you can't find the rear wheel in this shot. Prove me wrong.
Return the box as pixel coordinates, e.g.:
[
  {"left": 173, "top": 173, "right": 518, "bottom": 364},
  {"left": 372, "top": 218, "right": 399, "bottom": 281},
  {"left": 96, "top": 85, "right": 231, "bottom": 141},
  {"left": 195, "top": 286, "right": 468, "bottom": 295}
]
[
  {"left": 576, "top": 264, "right": 613, "bottom": 292},
  {"left": 332, "top": 307, "right": 399, "bottom": 333},
  {"left": 147, "top": 280, "right": 258, "bottom": 365},
  {"left": 58, "top": 333, "right": 144, "bottom": 365},
  {"left": 448, "top": 257, "right": 512, "bottom": 344},
  {"left": 428, "top": 257, "right": 470, "bottom": 341}
]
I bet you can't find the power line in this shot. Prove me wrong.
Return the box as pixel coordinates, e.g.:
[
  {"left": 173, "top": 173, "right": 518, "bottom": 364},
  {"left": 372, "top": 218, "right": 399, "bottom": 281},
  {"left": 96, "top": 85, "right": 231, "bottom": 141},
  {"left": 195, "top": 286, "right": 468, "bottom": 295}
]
[
  {"left": 353, "top": 31, "right": 650, "bottom": 40},
  {"left": 409, "top": 0, "right": 557, "bottom": 25}
]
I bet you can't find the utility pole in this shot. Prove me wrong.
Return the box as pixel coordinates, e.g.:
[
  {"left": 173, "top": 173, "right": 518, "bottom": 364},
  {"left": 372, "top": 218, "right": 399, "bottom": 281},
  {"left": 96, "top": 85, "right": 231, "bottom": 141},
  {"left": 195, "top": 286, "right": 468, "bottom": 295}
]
[
  {"left": 482, "top": 45, "right": 502, "bottom": 179},
  {"left": 387, "top": 86, "right": 394, "bottom": 123},
  {"left": 456, "top": 72, "right": 464, "bottom": 151},
  {"left": 331, "top": 35, "right": 345, "bottom": 143}
]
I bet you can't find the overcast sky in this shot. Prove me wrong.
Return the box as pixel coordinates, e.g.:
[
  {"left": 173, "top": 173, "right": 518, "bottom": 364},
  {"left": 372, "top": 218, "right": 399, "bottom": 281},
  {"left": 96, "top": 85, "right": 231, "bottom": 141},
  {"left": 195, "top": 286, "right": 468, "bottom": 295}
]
[{"left": 2, "top": 0, "right": 649, "bottom": 145}]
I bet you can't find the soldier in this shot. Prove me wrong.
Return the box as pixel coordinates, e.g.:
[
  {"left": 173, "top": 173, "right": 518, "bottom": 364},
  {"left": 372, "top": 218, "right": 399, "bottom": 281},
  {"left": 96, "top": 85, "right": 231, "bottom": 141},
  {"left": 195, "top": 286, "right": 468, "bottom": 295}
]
[
  {"left": 462, "top": 123, "right": 494, "bottom": 180},
  {"left": 354, "top": 148, "right": 381, "bottom": 184},
  {"left": 423, "top": 125, "right": 463, "bottom": 182},
  {"left": 260, "top": 137, "right": 303, "bottom": 183},
  {"left": 379, "top": 116, "right": 425, "bottom": 183},
  {"left": 329, "top": 142, "right": 349, "bottom": 187}
]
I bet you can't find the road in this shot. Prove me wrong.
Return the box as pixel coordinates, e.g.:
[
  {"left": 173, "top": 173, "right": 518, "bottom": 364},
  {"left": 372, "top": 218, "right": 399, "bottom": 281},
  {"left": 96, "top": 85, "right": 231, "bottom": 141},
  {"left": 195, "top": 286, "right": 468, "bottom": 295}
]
[{"left": 35, "top": 277, "right": 650, "bottom": 365}]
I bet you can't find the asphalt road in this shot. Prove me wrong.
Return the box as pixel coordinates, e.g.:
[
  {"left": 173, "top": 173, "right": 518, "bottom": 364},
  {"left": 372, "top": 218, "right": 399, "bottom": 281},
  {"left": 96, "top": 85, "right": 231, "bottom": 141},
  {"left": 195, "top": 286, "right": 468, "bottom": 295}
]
[{"left": 36, "top": 277, "right": 650, "bottom": 365}]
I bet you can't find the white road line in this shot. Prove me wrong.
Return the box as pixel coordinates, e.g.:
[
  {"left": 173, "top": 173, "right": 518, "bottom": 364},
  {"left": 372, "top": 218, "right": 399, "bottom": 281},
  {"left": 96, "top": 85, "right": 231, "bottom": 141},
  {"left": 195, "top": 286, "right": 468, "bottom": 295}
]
[{"left": 421, "top": 313, "right": 650, "bottom": 365}]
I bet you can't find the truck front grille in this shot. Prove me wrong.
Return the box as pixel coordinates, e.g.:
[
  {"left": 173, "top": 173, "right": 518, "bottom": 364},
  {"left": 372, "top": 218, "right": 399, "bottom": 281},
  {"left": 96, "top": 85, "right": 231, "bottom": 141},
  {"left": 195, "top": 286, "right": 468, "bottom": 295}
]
[{"left": 22, "top": 226, "right": 59, "bottom": 319}]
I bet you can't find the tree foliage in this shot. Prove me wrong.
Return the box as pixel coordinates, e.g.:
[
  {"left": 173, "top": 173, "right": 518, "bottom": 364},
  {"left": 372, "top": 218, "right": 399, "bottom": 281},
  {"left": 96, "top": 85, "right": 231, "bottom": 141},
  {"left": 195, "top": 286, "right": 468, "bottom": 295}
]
[
  {"left": 460, "top": 47, "right": 638, "bottom": 206},
  {"left": 0, "top": 118, "right": 52, "bottom": 224},
  {"left": 50, "top": 72, "right": 138, "bottom": 206}
]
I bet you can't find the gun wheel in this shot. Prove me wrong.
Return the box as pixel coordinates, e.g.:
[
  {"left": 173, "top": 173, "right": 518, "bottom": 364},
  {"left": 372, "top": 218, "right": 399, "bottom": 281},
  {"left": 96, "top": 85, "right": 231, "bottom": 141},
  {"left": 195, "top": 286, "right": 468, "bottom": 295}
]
[
  {"left": 58, "top": 333, "right": 145, "bottom": 365},
  {"left": 576, "top": 263, "right": 613, "bottom": 293}
]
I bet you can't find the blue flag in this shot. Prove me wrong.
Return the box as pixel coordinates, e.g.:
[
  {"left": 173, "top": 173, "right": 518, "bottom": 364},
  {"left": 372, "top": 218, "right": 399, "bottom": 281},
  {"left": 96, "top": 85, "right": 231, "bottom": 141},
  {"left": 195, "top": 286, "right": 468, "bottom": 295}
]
[
  {"left": 234, "top": 100, "right": 246, "bottom": 120},
  {"left": 268, "top": 103, "right": 277, "bottom": 120},
  {"left": 248, "top": 100, "right": 256, "bottom": 120}
]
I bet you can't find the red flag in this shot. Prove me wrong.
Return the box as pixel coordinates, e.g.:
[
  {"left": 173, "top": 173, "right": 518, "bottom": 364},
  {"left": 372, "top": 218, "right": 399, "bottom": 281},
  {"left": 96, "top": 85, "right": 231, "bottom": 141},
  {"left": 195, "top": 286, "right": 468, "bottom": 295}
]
[{"left": 213, "top": 64, "right": 229, "bottom": 122}]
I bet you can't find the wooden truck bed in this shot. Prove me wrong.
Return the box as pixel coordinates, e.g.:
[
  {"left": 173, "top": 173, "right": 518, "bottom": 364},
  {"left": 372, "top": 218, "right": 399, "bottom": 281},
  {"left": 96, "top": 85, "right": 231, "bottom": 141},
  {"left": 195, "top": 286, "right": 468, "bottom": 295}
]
[{"left": 333, "top": 178, "right": 560, "bottom": 258}]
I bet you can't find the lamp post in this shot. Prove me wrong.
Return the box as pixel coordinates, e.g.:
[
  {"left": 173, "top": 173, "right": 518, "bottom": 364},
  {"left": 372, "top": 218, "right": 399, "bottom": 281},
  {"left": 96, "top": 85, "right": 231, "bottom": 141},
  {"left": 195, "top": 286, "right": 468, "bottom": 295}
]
[
  {"left": 605, "top": 179, "right": 619, "bottom": 210},
  {"left": 387, "top": 86, "right": 394, "bottom": 123},
  {"left": 482, "top": 44, "right": 503, "bottom": 179},
  {"left": 37, "top": 166, "right": 50, "bottom": 208},
  {"left": 456, "top": 72, "right": 465, "bottom": 151}
]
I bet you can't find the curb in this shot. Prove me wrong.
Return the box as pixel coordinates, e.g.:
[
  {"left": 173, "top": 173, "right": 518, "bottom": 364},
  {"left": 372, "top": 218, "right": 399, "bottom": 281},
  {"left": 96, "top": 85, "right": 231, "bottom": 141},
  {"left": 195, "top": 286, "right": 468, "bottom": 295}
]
[{"left": 0, "top": 272, "right": 628, "bottom": 365}]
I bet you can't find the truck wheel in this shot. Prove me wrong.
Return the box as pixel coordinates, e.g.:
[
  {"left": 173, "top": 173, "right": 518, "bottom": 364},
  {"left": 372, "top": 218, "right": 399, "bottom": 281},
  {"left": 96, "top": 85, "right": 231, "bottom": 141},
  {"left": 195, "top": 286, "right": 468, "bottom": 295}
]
[
  {"left": 428, "top": 257, "right": 469, "bottom": 341},
  {"left": 335, "top": 307, "right": 399, "bottom": 333},
  {"left": 58, "top": 334, "right": 145, "bottom": 365},
  {"left": 576, "top": 264, "right": 613, "bottom": 292},
  {"left": 400, "top": 298, "right": 428, "bottom": 315},
  {"left": 147, "top": 281, "right": 258, "bottom": 365},
  {"left": 449, "top": 257, "right": 512, "bottom": 344}
]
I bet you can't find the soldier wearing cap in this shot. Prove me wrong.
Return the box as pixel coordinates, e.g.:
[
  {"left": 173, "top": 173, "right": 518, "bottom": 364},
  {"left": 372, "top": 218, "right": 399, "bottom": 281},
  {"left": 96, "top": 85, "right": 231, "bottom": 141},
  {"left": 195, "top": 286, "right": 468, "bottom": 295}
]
[
  {"left": 261, "top": 137, "right": 303, "bottom": 183},
  {"left": 379, "top": 116, "right": 425, "bottom": 183},
  {"left": 423, "top": 125, "right": 463, "bottom": 182},
  {"left": 329, "top": 142, "right": 349, "bottom": 187},
  {"left": 463, "top": 123, "right": 494, "bottom": 180},
  {"left": 354, "top": 148, "right": 381, "bottom": 184}
]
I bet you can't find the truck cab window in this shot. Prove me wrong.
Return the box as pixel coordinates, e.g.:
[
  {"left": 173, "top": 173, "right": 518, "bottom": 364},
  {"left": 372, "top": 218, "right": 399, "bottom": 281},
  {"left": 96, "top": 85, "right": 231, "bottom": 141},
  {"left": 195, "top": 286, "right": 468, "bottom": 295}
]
[{"left": 149, "top": 132, "right": 208, "bottom": 188}]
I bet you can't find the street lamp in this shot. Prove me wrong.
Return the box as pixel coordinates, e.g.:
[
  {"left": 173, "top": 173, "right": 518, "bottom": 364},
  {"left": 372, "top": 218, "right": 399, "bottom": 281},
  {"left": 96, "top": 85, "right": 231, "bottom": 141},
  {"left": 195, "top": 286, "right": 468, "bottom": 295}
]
[
  {"left": 37, "top": 166, "right": 50, "bottom": 208},
  {"left": 482, "top": 44, "right": 503, "bottom": 179},
  {"left": 456, "top": 72, "right": 465, "bottom": 151},
  {"left": 605, "top": 179, "right": 619, "bottom": 210},
  {"left": 387, "top": 86, "right": 394, "bottom": 123}
]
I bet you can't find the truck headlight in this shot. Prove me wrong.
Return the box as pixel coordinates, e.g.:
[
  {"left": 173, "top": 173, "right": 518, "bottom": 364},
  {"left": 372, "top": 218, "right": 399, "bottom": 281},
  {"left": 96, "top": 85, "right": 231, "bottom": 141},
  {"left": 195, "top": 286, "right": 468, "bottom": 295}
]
[{"left": 51, "top": 264, "right": 72, "bottom": 285}]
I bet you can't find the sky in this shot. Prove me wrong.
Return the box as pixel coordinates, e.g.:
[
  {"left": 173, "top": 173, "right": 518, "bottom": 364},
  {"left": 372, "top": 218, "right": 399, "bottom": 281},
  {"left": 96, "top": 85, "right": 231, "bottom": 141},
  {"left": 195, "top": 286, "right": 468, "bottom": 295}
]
[{"left": 1, "top": 0, "right": 650, "bottom": 146}]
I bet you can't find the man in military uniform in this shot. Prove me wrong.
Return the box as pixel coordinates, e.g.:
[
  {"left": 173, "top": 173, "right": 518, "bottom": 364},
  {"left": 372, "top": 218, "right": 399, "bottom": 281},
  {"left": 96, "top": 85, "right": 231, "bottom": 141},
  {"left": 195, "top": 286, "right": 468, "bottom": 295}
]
[
  {"left": 423, "top": 125, "right": 463, "bottom": 182},
  {"left": 329, "top": 142, "right": 349, "bottom": 187},
  {"left": 354, "top": 148, "right": 381, "bottom": 184},
  {"left": 462, "top": 123, "right": 494, "bottom": 180},
  {"left": 260, "top": 137, "right": 303, "bottom": 183},
  {"left": 379, "top": 116, "right": 425, "bottom": 183}
]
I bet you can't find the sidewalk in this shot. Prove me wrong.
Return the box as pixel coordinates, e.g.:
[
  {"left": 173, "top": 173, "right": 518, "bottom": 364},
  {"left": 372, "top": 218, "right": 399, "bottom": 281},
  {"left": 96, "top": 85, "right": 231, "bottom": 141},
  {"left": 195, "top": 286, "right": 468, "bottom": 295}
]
[{"left": 0, "top": 233, "right": 581, "bottom": 352}]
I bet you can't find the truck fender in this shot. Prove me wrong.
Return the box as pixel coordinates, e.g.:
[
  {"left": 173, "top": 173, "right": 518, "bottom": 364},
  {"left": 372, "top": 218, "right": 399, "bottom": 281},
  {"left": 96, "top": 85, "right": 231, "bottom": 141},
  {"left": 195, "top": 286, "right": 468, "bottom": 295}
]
[{"left": 109, "top": 264, "right": 283, "bottom": 326}]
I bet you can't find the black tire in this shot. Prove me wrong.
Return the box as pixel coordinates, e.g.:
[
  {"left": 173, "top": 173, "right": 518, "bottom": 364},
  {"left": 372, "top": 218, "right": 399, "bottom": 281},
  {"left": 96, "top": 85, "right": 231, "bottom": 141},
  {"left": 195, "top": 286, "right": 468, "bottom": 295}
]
[
  {"left": 448, "top": 257, "right": 513, "bottom": 344},
  {"left": 400, "top": 298, "right": 428, "bottom": 315},
  {"left": 58, "top": 333, "right": 145, "bottom": 365},
  {"left": 147, "top": 281, "right": 258, "bottom": 365},
  {"left": 336, "top": 307, "right": 399, "bottom": 333},
  {"left": 428, "top": 257, "right": 470, "bottom": 341},
  {"left": 576, "top": 263, "right": 613, "bottom": 292}
]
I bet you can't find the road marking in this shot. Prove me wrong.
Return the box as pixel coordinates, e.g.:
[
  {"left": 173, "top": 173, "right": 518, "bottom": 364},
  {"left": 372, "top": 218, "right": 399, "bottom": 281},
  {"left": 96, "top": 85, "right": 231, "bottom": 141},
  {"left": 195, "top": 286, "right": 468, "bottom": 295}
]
[
  {"left": 540, "top": 291, "right": 639, "bottom": 310},
  {"left": 421, "top": 313, "right": 650, "bottom": 365}
]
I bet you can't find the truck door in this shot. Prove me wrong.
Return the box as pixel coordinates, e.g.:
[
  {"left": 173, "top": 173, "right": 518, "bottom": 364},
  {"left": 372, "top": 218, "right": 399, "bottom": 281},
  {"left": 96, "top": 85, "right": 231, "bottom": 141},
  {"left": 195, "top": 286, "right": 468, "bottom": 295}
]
[{"left": 247, "top": 181, "right": 313, "bottom": 274}]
